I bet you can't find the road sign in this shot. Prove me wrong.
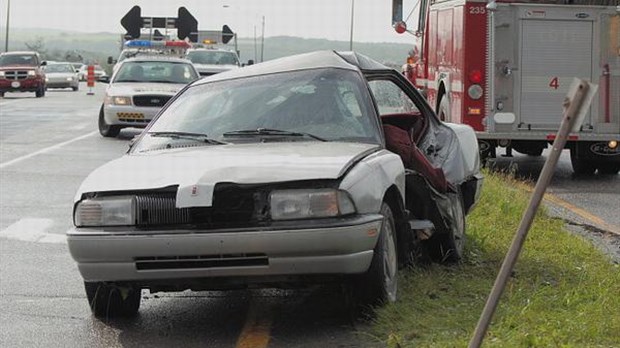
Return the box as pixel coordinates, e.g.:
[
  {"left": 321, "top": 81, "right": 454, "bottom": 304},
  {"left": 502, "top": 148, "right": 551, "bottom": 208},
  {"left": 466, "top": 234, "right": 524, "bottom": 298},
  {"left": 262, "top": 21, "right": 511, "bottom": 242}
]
[
  {"left": 120, "top": 6, "right": 198, "bottom": 41},
  {"left": 177, "top": 7, "right": 198, "bottom": 42},
  {"left": 222, "top": 25, "right": 234, "bottom": 44},
  {"left": 121, "top": 6, "right": 142, "bottom": 39}
]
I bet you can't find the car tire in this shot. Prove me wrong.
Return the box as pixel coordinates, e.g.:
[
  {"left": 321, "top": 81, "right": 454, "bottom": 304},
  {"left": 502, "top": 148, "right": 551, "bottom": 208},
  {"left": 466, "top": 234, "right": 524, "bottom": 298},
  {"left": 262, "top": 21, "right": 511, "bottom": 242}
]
[
  {"left": 570, "top": 147, "right": 595, "bottom": 175},
  {"left": 35, "top": 85, "right": 45, "bottom": 98},
  {"left": 72, "top": 86, "right": 79, "bottom": 91},
  {"left": 426, "top": 190, "right": 466, "bottom": 263},
  {"left": 98, "top": 106, "right": 121, "bottom": 138},
  {"left": 84, "top": 282, "right": 141, "bottom": 318},
  {"left": 597, "top": 163, "right": 620, "bottom": 175},
  {"left": 356, "top": 202, "right": 398, "bottom": 307},
  {"left": 0, "top": 92, "right": 4, "bottom": 98}
]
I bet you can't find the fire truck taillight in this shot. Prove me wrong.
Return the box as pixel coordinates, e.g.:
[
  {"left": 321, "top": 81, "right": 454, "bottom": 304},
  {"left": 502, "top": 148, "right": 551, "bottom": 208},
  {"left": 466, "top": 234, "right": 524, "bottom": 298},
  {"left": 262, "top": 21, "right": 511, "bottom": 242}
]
[
  {"left": 469, "top": 70, "right": 483, "bottom": 84},
  {"left": 468, "top": 84, "right": 483, "bottom": 100}
]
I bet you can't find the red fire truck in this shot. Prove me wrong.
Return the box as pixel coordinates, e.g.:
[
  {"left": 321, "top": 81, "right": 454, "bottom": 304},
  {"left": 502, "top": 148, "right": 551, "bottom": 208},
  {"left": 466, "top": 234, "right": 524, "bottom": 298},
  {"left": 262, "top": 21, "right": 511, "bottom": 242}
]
[{"left": 392, "top": 0, "right": 620, "bottom": 174}]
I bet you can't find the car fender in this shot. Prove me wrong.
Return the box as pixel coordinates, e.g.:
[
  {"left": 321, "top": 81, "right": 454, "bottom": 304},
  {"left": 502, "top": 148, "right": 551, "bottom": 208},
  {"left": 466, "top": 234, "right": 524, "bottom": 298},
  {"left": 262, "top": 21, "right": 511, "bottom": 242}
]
[
  {"left": 442, "top": 123, "right": 481, "bottom": 180},
  {"left": 339, "top": 150, "right": 405, "bottom": 214}
]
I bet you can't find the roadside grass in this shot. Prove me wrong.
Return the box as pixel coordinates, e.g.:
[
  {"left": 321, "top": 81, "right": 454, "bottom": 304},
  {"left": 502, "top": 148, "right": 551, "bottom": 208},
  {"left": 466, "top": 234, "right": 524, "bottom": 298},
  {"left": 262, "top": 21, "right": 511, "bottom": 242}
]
[{"left": 368, "top": 170, "right": 620, "bottom": 347}]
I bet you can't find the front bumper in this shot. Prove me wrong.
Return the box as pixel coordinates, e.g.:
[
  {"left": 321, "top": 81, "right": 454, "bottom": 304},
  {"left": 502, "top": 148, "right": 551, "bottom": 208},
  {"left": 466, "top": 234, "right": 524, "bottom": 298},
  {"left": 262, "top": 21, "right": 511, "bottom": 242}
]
[
  {"left": 103, "top": 104, "right": 162, "bottom": 127},
  {"left": 67, "top": 215, "right": 383, "bottom": 283},
  {"left": 46, "top": 79, "right": 78, "bottom": 89},
  {"left": 0, "top": 78, "right": 44, "bottom": 92}
]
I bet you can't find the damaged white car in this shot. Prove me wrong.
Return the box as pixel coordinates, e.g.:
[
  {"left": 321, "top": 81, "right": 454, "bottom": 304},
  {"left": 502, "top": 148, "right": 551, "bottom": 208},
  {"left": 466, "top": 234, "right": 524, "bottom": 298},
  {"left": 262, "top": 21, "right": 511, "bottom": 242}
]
[{"left": 68, "top": 51, "right": 483, "bottom": 318}]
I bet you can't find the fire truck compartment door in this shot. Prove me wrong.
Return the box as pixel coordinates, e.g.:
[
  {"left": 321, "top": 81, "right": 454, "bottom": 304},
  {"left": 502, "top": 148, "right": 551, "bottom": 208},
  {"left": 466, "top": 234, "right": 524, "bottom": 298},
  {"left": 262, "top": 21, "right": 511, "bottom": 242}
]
[{"left": 519, "top": 20, "right": 593, "bottom": 130}]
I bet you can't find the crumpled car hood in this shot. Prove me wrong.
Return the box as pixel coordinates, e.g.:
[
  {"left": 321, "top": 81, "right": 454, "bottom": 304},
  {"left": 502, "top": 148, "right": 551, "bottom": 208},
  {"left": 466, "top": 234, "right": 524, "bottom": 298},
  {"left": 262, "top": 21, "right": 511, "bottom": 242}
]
[
  {"left": 106, "top": 82, "right": 184, "bottom": 96},
  {"left": 75, "top": 142, "right": 379, "bottom": 208}
]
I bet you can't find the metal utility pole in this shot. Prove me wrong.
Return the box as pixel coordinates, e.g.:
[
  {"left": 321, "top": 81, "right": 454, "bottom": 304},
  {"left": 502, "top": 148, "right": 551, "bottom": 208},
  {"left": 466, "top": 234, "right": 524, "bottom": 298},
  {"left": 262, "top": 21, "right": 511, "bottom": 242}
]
[
  {"left": 349, "top": 0, "right": 355, "bottom": 51},
  {"left": 260, "top": 15, "right": 265, "bottom": 62},
  {"left": 253, "top": 25, "right": 257, "bottom": 62},
  {"left": 4, "top": 0, "right": 10, "bottom": 52}
]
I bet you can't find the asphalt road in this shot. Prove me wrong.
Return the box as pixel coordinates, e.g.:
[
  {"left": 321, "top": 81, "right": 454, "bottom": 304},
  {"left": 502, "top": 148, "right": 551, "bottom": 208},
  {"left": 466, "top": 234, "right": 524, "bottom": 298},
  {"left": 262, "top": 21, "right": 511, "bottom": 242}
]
[{"left": 0, "top": 85, "right": 618, "bottom": 347}]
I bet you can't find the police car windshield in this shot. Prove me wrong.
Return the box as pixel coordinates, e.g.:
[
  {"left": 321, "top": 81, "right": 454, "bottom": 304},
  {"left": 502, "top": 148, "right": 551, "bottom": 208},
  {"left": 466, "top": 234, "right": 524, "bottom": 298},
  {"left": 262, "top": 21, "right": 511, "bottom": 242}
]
[
  {"left": 187, "top": 50, "right": 239, "bottom": 66},
  {"left": 114, "top": 61, "right": 198, "bottom": 84}
]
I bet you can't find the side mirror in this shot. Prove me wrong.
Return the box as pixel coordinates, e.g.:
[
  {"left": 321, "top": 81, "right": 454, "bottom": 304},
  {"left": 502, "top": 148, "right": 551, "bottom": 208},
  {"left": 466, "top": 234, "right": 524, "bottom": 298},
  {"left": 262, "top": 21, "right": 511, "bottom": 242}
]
[
  {"left": 40, "top": 61, "right": 47, "bottom": 66},
  {"left": 247, "top": 59, "right": 254, "bottom": 66},
  {"left": 107, "top": 56, "right": 116, "bottom": 65}
]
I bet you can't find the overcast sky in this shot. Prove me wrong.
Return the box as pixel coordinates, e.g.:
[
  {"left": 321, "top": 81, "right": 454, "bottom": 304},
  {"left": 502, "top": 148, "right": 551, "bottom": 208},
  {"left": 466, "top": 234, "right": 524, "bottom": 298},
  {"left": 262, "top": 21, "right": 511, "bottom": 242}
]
[{"left": 0, "top": 0, "right": 416, "bottom": 43}]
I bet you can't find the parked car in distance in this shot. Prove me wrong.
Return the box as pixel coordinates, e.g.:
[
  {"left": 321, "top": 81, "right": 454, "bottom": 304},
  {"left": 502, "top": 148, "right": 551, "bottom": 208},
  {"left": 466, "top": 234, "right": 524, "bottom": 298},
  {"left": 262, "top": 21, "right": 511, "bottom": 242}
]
[
  {"left": 98, "top": 56, "right": 199, "bottom": 137},
  {"left": 78, "top": 64, "right": 107, "bottom": 82},
  {"left": 43, "top": 62, "right": 80, "bottom": 91},
  {"left": 186, "top": 48, "right": 241, "bottom": 77},
  {"left": 0, "top": 51, "right": 47, "bottom": 98},
  {"left": 68, "top": 51, "right": 483, "bottom": 318}
]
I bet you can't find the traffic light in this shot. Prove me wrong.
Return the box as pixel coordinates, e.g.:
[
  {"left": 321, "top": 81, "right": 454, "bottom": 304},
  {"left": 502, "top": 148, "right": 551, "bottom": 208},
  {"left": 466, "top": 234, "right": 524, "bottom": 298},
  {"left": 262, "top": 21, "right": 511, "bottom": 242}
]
[{"left": 177, "top": 7, "right": 198, "bottom": 42}]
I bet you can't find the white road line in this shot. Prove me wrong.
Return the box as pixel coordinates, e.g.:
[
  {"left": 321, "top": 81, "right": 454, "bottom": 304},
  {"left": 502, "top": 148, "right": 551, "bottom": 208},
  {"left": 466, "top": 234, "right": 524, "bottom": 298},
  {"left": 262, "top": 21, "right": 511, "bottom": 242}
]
[
  {"left": 0, "top": 218, "right": 67, "bottom": 244},
  {"left": 0, "top": 131, "right": 98, "bottom": 169}
]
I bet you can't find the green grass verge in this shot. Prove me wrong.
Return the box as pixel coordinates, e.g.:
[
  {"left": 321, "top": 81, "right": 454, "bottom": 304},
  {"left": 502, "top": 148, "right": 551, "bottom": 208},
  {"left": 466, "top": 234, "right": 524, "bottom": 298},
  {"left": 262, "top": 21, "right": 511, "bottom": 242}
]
[{"left": 368, "top": 170, "right": 620, "bottom": 347}]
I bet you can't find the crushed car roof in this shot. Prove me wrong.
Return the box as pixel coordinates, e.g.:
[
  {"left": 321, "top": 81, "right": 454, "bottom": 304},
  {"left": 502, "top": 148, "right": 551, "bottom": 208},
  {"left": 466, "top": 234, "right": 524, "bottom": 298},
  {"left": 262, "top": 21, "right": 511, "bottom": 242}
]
[{"left": 193, "top": 50, "right": 391, "bottom": 85}]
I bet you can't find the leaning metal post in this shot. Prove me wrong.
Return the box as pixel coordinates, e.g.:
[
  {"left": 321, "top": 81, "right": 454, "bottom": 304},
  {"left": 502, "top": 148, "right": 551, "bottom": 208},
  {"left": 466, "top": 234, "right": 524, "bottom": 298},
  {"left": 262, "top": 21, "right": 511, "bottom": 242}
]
[{"left": 468, "top": 79, "right": 595, "bottom": 348}]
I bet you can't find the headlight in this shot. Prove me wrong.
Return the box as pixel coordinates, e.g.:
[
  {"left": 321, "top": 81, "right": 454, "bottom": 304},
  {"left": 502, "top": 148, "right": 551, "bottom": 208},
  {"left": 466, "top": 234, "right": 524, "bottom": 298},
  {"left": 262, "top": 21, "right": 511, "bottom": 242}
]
[
  {"left": 270, "top": 189, "right": 356, "bottom": 220},
  {"left": 74, "top": 196, "right": 135, "bottom": 227},
  {"left": 27, "top": 70, "right": 36, "bottom": 76},
  {"left": 45, "top": 78, "right": 49, "bottom": 82},
  {"left": 0, "top": 71, "right": 5, "bottom": 77},
  {"left": 105, "top": 96, "right": 132, "bottom": 105},
  {"left": 66, "top": 77, "right": 73, "bottom": 81}
]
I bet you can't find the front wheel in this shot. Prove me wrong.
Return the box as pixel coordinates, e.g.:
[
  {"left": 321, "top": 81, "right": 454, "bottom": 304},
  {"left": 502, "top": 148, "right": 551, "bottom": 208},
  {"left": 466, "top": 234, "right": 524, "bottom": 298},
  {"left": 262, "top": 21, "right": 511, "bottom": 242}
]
[
  {"left": 35, "top": 85, "right": 45, "bottom": 98},
  {"left": 356, "top": 203, "right": 398, "bottom": 306},
  {"left": 98, "top": 106, "right": 121, "bottom": 138},
  {"left": 84, "top": 282, "right": 141, "bottom": 318}
]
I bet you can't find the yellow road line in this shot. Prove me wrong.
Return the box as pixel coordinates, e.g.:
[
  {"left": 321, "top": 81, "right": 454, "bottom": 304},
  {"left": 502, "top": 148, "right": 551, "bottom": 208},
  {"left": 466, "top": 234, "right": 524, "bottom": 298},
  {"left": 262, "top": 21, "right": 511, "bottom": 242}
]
[
  {"left": 235, "top": 302, "right": 272, "bottom": 348},
  {"left": 543, "top": 192, "right": 620, "bottom": 236}
]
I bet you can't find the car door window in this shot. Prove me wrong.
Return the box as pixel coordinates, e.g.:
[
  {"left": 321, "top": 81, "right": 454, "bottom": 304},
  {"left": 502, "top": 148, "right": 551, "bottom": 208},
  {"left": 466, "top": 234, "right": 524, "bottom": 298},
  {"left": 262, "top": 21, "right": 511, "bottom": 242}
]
[{"left": 368, "top": 80, "right": 419, "bottom": 116}]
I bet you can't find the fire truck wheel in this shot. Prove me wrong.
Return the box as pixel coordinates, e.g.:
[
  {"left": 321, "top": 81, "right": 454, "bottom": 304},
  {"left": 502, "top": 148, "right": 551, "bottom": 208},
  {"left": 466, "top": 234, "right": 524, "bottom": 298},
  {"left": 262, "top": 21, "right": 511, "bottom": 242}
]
[
  {"left": 597, "top": 163, "right": 619, "bottom": 175},
  {"left": 426, "top": 190, "right": 465, "bottom": 264},
  {"left": 98, "top": 106, "right": 121, "bottom": 138},
  {"left": 570, "top": 147, "right": 595, "bottom": 175},
  {"left": 437, "top": 96, "right": 450, "bottom": 122}
]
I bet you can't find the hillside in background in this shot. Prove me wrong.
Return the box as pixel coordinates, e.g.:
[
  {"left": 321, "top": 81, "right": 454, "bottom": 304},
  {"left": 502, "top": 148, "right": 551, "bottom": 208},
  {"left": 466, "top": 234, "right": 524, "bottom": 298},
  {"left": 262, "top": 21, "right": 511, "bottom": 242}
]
[{"left": 0, "top": 28, "right": 411, "bottom": 70}]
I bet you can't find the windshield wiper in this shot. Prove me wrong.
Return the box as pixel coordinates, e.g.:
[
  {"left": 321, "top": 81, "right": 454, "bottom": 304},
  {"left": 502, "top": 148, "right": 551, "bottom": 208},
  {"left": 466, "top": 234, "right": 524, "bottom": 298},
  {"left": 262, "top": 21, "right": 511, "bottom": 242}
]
[
  {"left": 148, "top": 131, "right": 228, "bottom": 145},
  {"left": 222, "top": 128, "right": 327, "bottom": 142}
]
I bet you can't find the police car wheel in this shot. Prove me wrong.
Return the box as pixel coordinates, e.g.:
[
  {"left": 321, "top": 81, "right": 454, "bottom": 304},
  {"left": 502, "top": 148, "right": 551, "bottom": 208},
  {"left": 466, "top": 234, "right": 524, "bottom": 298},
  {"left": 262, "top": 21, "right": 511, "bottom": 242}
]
[{"left": 98, "top": 106, "right": 121, "bottom": 138}]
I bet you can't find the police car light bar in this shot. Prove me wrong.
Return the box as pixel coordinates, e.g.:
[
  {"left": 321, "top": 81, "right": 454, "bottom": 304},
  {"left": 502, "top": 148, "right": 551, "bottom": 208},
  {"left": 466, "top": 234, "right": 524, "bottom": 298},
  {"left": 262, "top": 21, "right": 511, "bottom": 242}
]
[{"left": 124, "top": 40, "right": 191, "bottom": 48}]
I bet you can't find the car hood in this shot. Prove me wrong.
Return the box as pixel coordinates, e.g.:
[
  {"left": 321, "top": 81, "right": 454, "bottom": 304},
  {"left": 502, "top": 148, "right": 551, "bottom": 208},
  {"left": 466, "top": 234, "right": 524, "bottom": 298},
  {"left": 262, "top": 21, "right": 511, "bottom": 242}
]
[
  {"left": 0, "top": 65, "right": 38, "bottom": 70},
  {"left": 106, "top": 82, "right": 185, "bottom": 96},
  {"left": 75, "top": 142, "right": 379, "bottom": 208}
]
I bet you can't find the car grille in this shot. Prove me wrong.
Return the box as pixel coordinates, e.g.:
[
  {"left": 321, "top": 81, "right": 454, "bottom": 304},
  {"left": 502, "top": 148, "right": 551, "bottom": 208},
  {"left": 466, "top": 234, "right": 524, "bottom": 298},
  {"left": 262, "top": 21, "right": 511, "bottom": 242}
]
[
  {"left": 133, "top": 95, "right": 172, "bottom": 107},
  {"left": 135, "top": 194, "right": 191, "bottom": 225},
  {"left": 134, "top": 253, "right": 269, "bottom": 270},
  {"left": 134, "top": 186, "right": 267, "bottom": 229},
  {"left": 3, "top": 71, "right": 29, "bottom": 80}
]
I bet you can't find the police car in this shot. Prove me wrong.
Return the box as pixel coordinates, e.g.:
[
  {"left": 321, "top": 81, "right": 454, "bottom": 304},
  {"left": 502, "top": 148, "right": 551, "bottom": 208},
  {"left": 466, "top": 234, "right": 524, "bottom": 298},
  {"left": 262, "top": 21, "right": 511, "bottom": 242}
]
[
  {"left": 99, "top": 44, "right": 199, "bottom": 137},
  {"left": 186, "top": 47, "right": 241, "bottom": 77}
]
